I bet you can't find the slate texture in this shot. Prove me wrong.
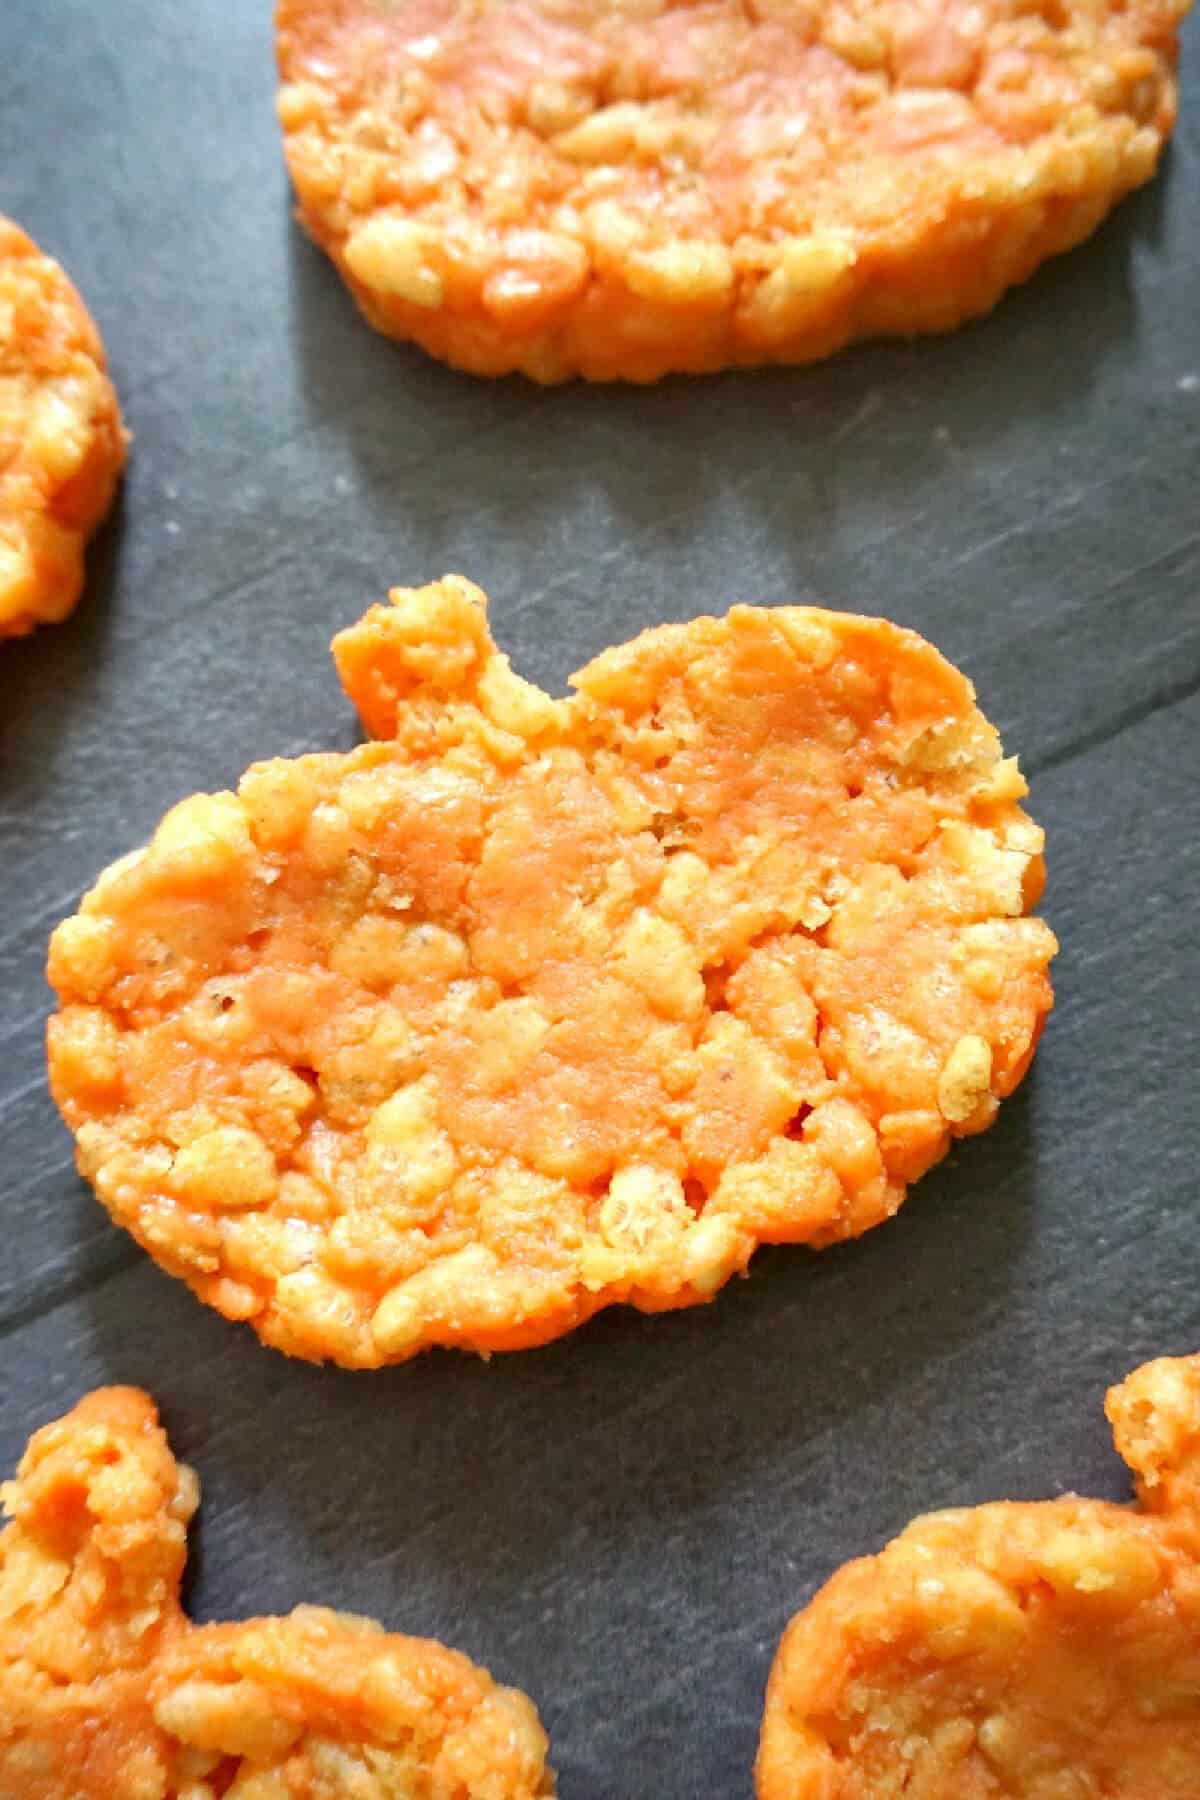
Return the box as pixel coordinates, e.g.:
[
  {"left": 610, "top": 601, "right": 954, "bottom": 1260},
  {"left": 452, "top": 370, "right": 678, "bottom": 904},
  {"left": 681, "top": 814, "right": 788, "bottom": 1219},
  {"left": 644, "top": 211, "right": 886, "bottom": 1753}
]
[{"left": 0, "top": 4, "right": 1198, "bottom": 1795}]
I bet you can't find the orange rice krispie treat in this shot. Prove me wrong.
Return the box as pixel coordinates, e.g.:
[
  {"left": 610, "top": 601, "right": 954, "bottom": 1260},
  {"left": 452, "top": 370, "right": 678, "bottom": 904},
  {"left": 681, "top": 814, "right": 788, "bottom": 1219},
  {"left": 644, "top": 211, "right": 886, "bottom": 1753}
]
[
  {"left": 0, "top": 218, "right": 126, "bottom": 637},
  {"left": 48, "top": 577, "right": 1055, "bottom": 1367},
  {"left": 0, "top": 1387, "right": 554, "bottom": 1799},
  {"left": 275, "top": 0, "right": 1191, "bottom": 382},
  {"left": 757, "top": 1354, "right": 1200, "bottom": 1799}
]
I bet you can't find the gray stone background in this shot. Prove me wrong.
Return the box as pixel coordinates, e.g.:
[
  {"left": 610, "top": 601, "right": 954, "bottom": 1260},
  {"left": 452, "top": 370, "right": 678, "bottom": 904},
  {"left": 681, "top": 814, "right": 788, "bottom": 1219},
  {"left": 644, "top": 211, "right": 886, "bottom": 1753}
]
[{"left": 1, "top": 4, "right": 1197, "bottom": 1793}]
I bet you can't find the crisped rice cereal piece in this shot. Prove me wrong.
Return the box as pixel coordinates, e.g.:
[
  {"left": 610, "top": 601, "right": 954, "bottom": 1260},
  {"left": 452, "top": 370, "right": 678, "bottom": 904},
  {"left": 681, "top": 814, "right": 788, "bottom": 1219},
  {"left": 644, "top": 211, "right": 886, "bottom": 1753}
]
[
  {"left": 275, "top": 0, "right": 1192, "bottom": 382},
  {"left": 757, "top": 1354, "right": 1200, "bottom": 1800},
  {"left": 47, "top": 576, "right": 1056, "bottom": 1368},
  {"left": 0, "top": 218, "right": 126, "bottom": 637},
  {"left": 0, "top": 1388, "right": 554, "bottom": 1799}
]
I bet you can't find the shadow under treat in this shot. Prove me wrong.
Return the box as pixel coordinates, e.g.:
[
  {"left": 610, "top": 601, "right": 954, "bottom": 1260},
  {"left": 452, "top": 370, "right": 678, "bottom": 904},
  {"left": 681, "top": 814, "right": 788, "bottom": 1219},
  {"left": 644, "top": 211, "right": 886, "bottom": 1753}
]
[
  {"left": 75, "top": 1070, "right": 1040, "bottom": 1591},
  {"left": 280, "top": 160, "right": 1156, "bottom": 634},
  {"left": 0, "top": 486, "right": 126, "bottom": 802}
]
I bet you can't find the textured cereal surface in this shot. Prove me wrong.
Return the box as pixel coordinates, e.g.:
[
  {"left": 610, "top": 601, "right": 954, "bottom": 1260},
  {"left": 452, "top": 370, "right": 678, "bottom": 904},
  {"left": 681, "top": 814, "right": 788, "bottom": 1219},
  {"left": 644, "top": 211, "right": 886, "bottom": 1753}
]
[
  {"left": 0, "top": 1388, "right": 554, "bottom": 1799},
  {"left": 47, "top": 576, "right": 1056, "bottom": 1368},
  {"left": 275, "top": 0, "right": 1192, "bottom": 381},
  {"left": 757, "top": 1353, "right": 1200, "bottom": 1800},
  {"left": 0, "top": 217, "right": 126, "bottom": 637}
]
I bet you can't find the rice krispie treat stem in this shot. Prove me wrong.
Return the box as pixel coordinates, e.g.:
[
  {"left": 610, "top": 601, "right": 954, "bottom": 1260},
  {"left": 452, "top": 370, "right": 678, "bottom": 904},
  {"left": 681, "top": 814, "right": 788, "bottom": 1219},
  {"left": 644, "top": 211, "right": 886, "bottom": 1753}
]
[
  {"left": 275, "top": 0, "right": 1191, "bottom": 382},
  {"left": 0, "top": 1387, "right": 554, "bottom": 1799},
  {"left": 0, "top": 218, "right": 126, "bottom": 637},
  {"left": 48, "top": 577, "right": 1056, "bottom": 1367},
  {"left": 758, "top": 1354, "right": 1200, "bottom": 1799}
]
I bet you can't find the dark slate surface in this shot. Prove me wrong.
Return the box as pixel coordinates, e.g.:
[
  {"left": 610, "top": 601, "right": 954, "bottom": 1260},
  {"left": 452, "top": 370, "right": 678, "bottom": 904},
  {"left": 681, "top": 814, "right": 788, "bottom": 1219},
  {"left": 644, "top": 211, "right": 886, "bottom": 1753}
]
[{"left": 2, "top": 3, "right": 1199, "bottom": 1794}]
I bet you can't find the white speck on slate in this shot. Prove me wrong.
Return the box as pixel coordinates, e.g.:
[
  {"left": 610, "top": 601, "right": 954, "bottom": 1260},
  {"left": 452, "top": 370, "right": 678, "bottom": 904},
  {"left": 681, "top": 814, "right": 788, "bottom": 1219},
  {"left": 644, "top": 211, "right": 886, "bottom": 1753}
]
[
  {"left": 334, "top": 473, "right": 352, "bottom": 496},
  {"left": 1179, "top": 373, "right": 1198, "bottom": 393},
  {"left": 165, "top": 520, "right": 180, "bottom": 536}
]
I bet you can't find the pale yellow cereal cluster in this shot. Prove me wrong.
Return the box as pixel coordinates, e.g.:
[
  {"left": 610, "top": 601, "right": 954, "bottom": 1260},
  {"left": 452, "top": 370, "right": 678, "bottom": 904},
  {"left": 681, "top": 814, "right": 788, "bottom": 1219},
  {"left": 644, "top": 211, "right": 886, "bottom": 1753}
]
[
  {"left": 758, "top": 1354, "right": 1200, "bottom": 1799},
  {"left": 47, "top": 577, "right": 1056, "bottom": 1367},
  {"left": 0, "top": 217, "right": 126, "bottom": 636},
  {"left": 275, "top": 0, "right": 1192, "bottom": 380},
  {"left": 0, "top": 1389, "right": 554, "bottom": 1799}
]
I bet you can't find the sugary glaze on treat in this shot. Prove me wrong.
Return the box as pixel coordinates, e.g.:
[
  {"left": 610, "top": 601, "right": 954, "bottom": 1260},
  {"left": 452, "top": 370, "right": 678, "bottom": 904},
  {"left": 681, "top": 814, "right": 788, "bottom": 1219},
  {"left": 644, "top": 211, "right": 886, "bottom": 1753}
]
[
  {"left": 275, "top": 0, "right": 1191, "bottom": 380},
  {"left": 757, "top": 1354, "right": 1200, "bottom": 1800},
  {"left": 48, "top": 577, "right": 1055, "bottom": 1367},
  {"left": 0, "top": 1387, "right": 554, "bottom": 1799},
  {"left": 0, "top": 218, "right": 126, "bottom": 637}
]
